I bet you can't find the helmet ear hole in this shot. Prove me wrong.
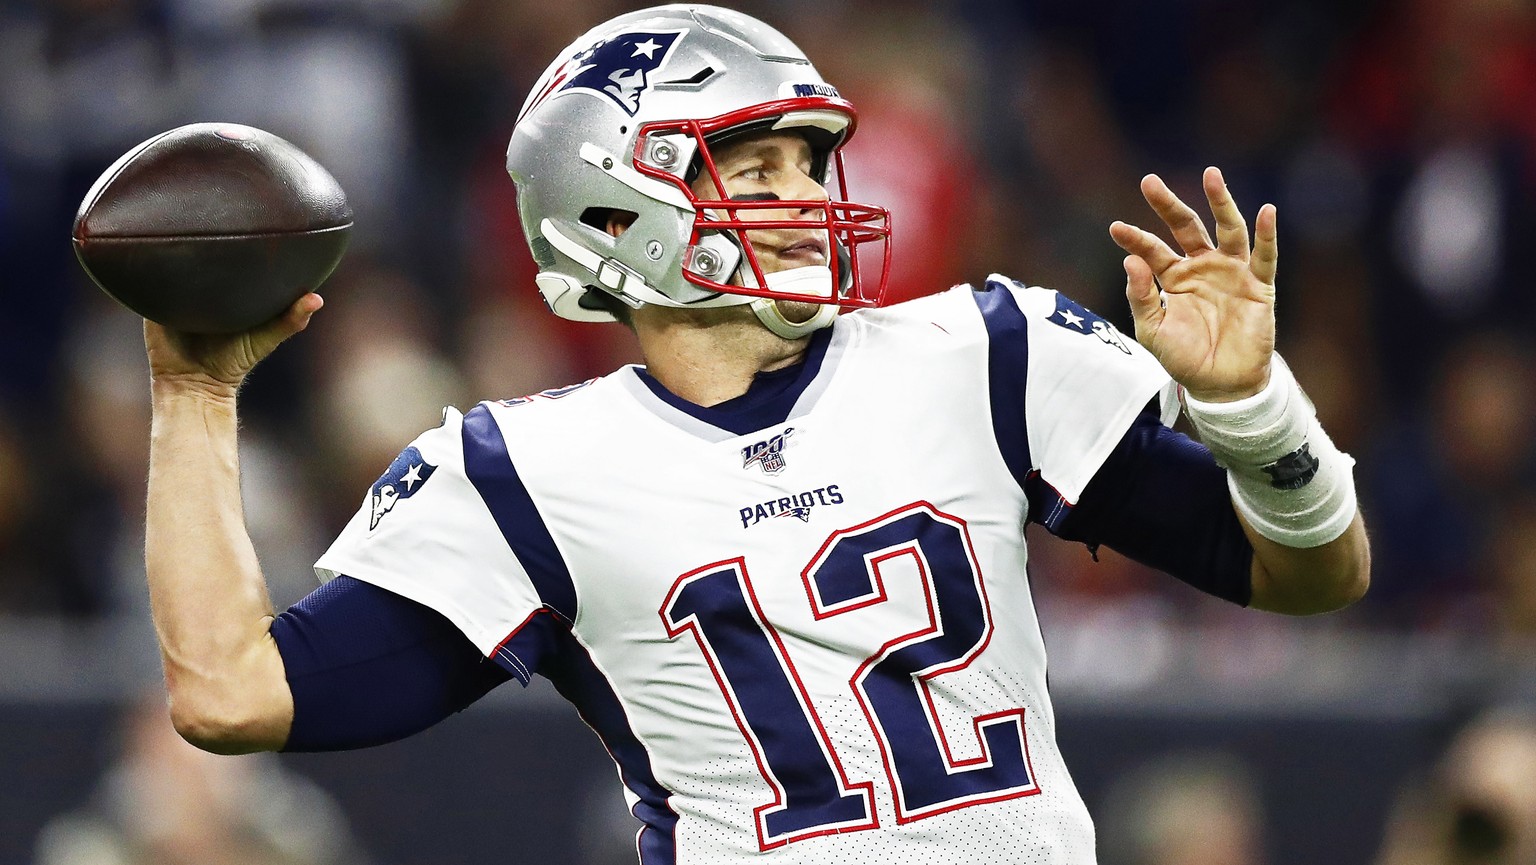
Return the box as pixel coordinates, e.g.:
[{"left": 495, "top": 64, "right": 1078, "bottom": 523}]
[{"left": 580, "top": 207, "right": 638, "bottom": 237}]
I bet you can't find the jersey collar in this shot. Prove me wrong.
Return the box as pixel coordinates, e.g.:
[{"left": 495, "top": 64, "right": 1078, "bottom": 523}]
[{"left": 621, "top": 321, "right": 848, "bottom": 441}]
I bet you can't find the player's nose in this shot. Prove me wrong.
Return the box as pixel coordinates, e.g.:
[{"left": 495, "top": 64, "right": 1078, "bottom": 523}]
[{"left": 783, "top": 167, "right": 829, "bottom": 218}]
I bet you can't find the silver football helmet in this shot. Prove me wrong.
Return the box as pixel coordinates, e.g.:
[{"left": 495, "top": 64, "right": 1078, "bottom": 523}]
[{"left": 506, "top": 4, "right": 891, "bottom": 338}]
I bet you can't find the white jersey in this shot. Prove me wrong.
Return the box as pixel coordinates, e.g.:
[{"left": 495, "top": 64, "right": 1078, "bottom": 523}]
[{"left": 316, "top": 276, "right": 1172, "bottom": 865}]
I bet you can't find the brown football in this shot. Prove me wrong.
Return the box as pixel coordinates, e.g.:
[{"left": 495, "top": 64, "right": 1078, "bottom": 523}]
[{"left": 72, "top": 122, "right": 352, "bottom": 334}]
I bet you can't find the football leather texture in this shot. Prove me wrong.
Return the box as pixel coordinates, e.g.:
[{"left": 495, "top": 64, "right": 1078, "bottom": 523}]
[{"left": 72, "top": 122, "right": 352, "bottom": 334}]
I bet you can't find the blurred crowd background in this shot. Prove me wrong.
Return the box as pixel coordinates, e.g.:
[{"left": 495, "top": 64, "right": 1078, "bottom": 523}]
[{"left": 3, "top": 0, "right": 1536, "bottom": 863}]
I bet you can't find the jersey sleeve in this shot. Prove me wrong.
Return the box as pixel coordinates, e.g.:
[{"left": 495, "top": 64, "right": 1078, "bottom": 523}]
[
  {"left": 1043, "top": 410, "right": 1255, "bottom": 605},
  {"left": 975, "top": 275, "right": 1176, "bottom": 514},
  {"left": 274, "top": 576, "right": 516, "bottom": 751},
  {"left": 313, "top": 405, "right": 558, "bottom": 677}
]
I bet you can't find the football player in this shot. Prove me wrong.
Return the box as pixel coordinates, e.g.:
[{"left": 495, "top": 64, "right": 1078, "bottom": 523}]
[{"left": 140, "top": 5, "right": 1370, "bottom": 863}]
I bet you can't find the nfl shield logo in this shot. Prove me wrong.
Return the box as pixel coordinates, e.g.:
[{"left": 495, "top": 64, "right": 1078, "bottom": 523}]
[{"left": 742, "top": 428, "right": 795, "bottom": 475}]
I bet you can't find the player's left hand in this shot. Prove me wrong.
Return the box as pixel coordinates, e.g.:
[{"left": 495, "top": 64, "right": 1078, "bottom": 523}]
[{"left": 1109, "top": 167, "right": 1276, "bottom": 402}]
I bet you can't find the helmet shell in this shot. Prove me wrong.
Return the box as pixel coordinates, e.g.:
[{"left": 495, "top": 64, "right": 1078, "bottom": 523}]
[{"left": 507, "top": 5, "right": 888, "bottom": 322}]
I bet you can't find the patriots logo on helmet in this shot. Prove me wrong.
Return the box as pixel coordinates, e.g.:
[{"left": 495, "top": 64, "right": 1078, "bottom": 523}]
[
  {"left": 369, "top": 446, "right": 438, "bottom": 530},
  {"left": 526, "top": 30, "right": 685, "bottom": 119},
  {"left": 1049, "top": 292, "right": 1132, "bottom": 355}
]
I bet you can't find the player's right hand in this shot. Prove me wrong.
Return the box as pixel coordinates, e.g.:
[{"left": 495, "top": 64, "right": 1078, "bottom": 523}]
[{"left": 145, "top": 293, "right": 323, "bottom": 398}]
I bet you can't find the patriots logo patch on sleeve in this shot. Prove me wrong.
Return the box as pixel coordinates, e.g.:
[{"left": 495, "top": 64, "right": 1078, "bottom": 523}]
[
  {"left": 525, "top": 30, "right": 685, "bottom": 118},
  {"left": 369, "top": 446, "right": 438, "bottom": 530},
  {"left": 1049, "top": 292, "right": 1132, "bottom": 355}
]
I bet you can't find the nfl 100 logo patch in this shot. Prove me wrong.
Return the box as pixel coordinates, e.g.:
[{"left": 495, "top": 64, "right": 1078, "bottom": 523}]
[{"left": 742, "top": 428, "right": 794, "bottom": 475}]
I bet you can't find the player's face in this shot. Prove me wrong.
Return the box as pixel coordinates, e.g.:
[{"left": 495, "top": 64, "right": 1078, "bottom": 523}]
[{"left": 690, "top": 131, "right": 831, "bottom": 279}]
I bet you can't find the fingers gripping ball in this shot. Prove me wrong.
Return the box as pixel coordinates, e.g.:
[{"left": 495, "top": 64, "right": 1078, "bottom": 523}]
[{"left": 72, "top": 123, "right": 352, "bottom": 334}]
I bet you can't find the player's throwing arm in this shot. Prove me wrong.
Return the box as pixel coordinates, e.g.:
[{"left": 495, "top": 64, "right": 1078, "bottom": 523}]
[
  {"left": 79, "top": 126, "right": 355, "bottom": 753},
  {"left": 1109, "top": 168, "right": 1370, "bottom": 614},
  {"left": 142, "top": 298, "right": 316, "bottom": 753}
]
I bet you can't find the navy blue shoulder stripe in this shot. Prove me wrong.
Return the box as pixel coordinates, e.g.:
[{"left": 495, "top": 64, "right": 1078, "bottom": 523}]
[
  {"left": 972, "top": 281, "right": 1033, "bottom": 490},
  {"left": 461, "top": 404, "right": 578, "bottom": 623}
]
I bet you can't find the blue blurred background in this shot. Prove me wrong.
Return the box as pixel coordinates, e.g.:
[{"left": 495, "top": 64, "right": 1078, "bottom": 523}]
[{"left": 4, "top": 0, "right": 1536, "bottom": 863}]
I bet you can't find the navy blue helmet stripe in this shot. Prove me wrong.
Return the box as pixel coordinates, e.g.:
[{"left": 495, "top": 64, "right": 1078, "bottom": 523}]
[
  {"left": 973, "top": 279, "right": 1033, "bottom": 490},
  {"left": 461, "top": 404, "right": 578, "bottom": 623}
]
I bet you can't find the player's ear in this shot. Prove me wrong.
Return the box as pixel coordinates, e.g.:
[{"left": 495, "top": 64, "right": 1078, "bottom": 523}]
[{"left": 605, "top": 210, "right": 636, "bottom": 237}]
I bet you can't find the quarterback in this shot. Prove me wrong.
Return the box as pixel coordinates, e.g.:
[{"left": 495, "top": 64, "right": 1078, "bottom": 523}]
[{"left": 141, "top": 5, "right": 1369, "bottom": 864}]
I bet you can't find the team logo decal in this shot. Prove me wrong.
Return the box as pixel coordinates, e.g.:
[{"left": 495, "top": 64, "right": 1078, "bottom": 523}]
[
  {"left": 1049, "top": 292, "right": 1132, "bottom": 355},
  {"left": 742, "top": 428, "right": 794, "bottom": 475},
  {"left": 369, "top": 446, "right": 438, "bottom": 530},
  {"left": 523, "top": 30, "right": 685, "bottom": 119},
  {"left": 739, "top": 484, "right": 845, "bottom": 529},
  {"left": 786, "top": 82, "right": 841, "bottom": 99}
]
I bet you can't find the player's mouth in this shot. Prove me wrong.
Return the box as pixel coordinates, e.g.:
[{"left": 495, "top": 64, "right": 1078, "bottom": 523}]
[{"left": 776, "top": 236, "right": 828, "bottom": 266}]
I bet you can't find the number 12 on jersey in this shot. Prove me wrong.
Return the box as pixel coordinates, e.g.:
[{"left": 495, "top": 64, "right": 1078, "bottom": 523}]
[{"left": 660, "top": 502, "right": 1039, "bottom": 851}]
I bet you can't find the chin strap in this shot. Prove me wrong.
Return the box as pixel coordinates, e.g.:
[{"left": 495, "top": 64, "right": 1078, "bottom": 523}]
[
  {"left": 746, "top": 265, "right": 838, "bottom": 338},
  {"left": 750, "top": 297, "right": 837, "bottom": 338}
]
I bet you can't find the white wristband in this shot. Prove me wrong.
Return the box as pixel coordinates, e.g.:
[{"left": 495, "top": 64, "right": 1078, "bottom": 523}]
[{"left": 1182, "top": 354, "right": 1357, "bottom": 548}]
